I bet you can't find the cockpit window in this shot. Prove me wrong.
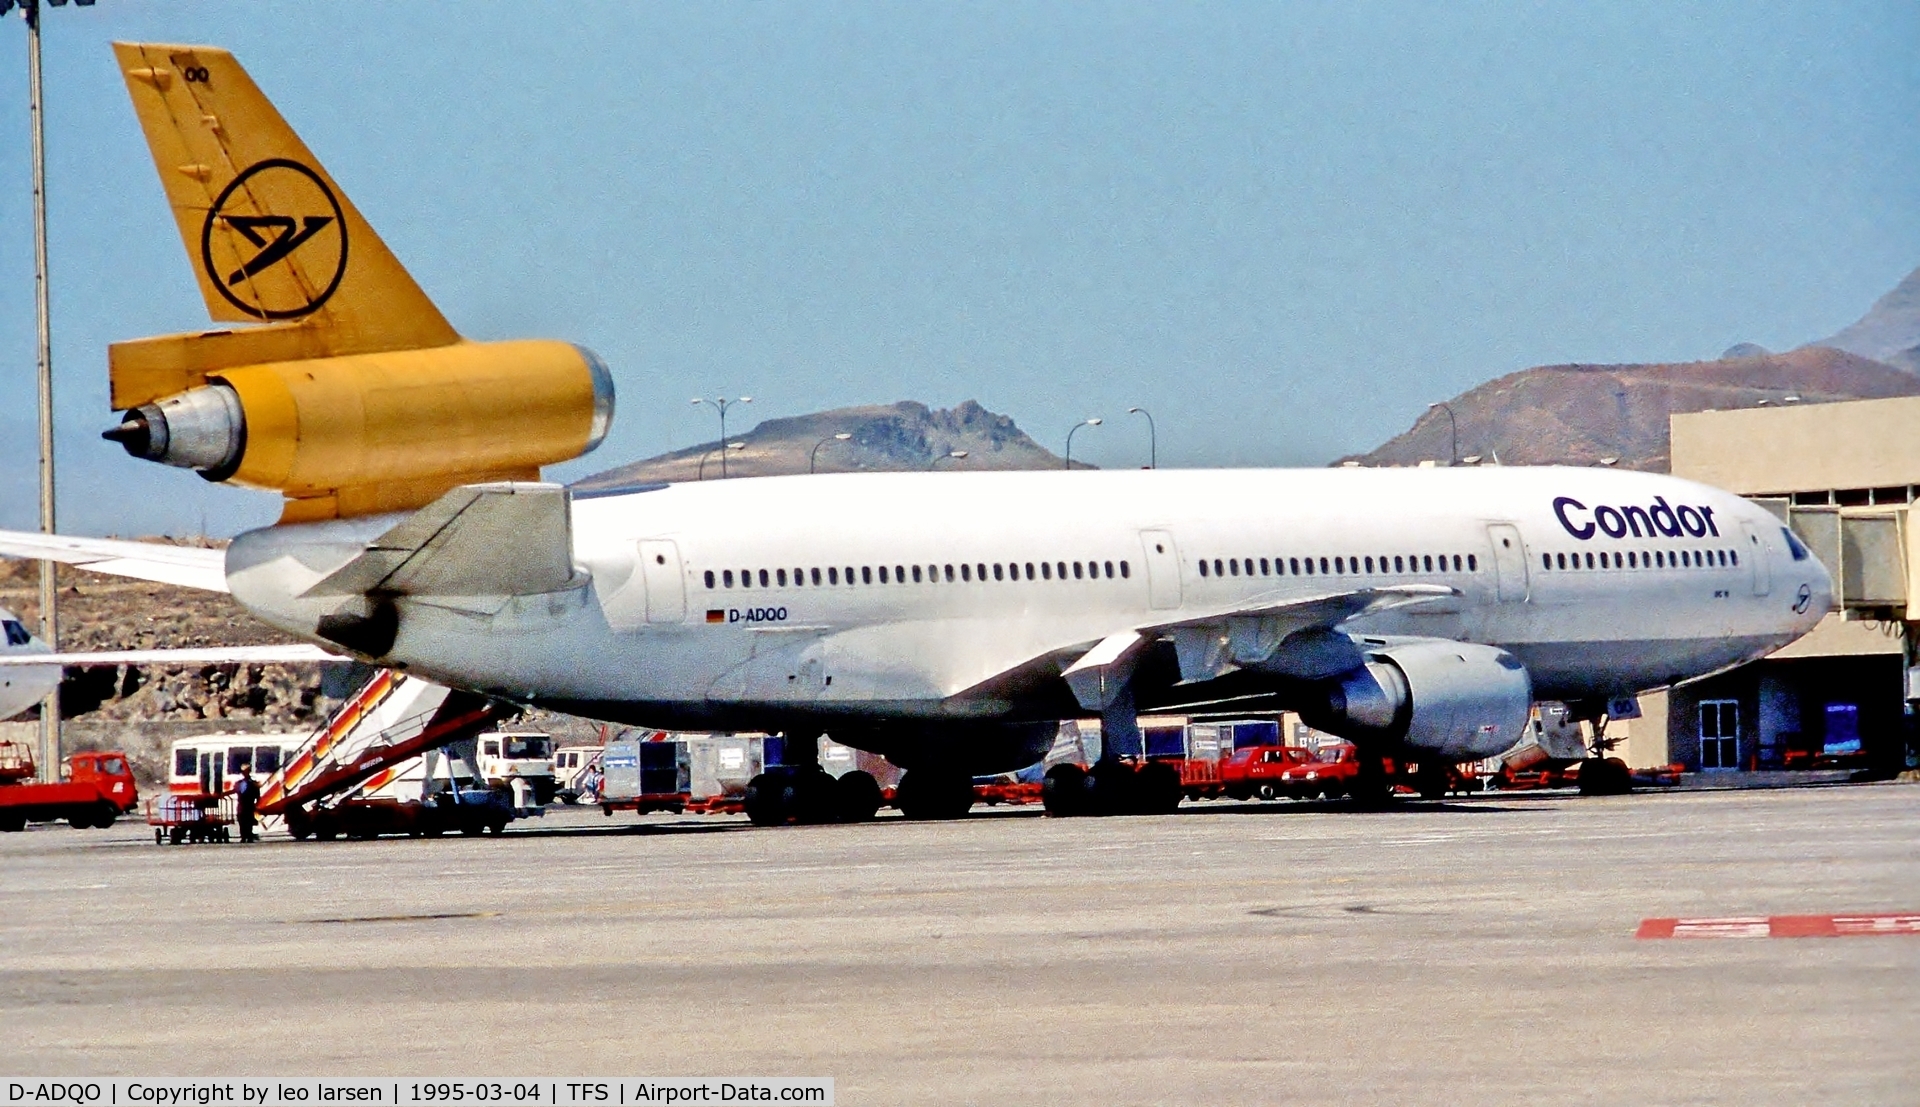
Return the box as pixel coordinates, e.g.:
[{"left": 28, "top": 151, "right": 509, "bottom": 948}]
[
  {"left": 1781, "top": 527, "right": 1811, "bottom": 562},
  {"left": 2, "top": 620, "right": 29, "bottom": 646}
]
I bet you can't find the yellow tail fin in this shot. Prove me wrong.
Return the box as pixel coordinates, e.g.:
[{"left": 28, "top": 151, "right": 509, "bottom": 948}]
[{"left": 113, "top": 42, "right": 458, "bottom": 353}]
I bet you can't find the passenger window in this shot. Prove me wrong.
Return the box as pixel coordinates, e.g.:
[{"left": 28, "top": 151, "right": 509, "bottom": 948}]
[
  {"left": 777, "top": 569, "right": 788, "bottom": 587},
  {"left": 1730, "top": 550, "right": 1739, "bottom": 566},
  {"left": 1214, "top": 559, "right": 1225, "bottom": 577},
  {"left": 1303, "top": 558, "right": 1314, "bottom": 576},
  {"left": 961, "top": 564, "right": 972, "bottom": 581},
  {"left": 255, "top": 747, "right": 281, "bottom": 774},
  {"left": 1259, "top": 558, "right": 1270, "bottom": 575},
  {"left": 1104, "top": 561, "right": 1114, "bottom": 578},
  {"left": 1200, "top": 560, "right": 1210, "bottom": 578},
  {"left": 174, "top": 748, "right": 196, "bottom": 777},
  {"left": 993, "top": 564, "right": 1004, "bottom": 581},
  {"left": 862, "top": 566, "right": 873, "bottom": 584},
  {"left": 1025, "top": 563, "right": 1035, "bottom": 580},
  {"left": 1319, "top": 557, "right": 1329, "bottom": 574},
  {"left": 1075, "top": 562, "right": 1086, "bottom": 579},
  {"left": 1421, "top": 555, "right": 1431, "bottom": 572},
  {"left": 1290, "top": 557, "right": 1300, "bottom": 575},
  {"left": 811, "top": 568, "right": 822, "bottom": 585},
  {"left": 879, "top": 566, "right": 889, "bottom": 583},
  {"left": 1229, "top": 559, "right": 1240, "bottom": 576},
  {"left": 704, "top": 571, "right": 716, "bottom": 589},
  {"left": 1120, "top": 561, "right": 1131, "bottom": 578},
  {"left": 1626, "top": 552, "right": 1636, "bottom": 568},
  {"left": 1055, "top": 562, "right": 1066, "bottom": 579},
  {"left": 1584, "top": 552, "right": 1593, "bottom": 569},
  {"left": 758, "top": 569, "right": 769, "bottom": 587},
  {"left": 1556, "top": 553, "right": 1566, "bottom": 570},
  {"left": 896, "top": 564, "right": 906, "bottom": 582},
  {"left": 945, "top": 565, "right": 955, "bottom": 581},
  {"left": 723, "top": 570, "right": 735, "bottom": 588},
  {"left": 1468, "top": 554, "right": 1477, "bottom": 571},
  {"left": 1334, "top": 557, "right": 1344, "bottom": 574},
  {"left": 1394, "top": 556, "right": 1404, "bottom": 573},
  {"left": 828, "top": 567, "right": 839, "bottom": 584},
  {"left": 228, "top": 749, "right": 250, "bottom": 774},
  {"left": 1042, "top": 562, "right": 1053, "bottom": 580},
  {"left": 913, "top": 566, "right": 923, "bottom": 583}
]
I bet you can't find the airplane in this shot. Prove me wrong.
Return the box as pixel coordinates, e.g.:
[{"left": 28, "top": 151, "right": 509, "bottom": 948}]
[
  {"left": 0, "top": 607, "right": 59, "bottom": 721},
  {"left": 0, "top": 42, "right": 1833, "bottom": 826}
]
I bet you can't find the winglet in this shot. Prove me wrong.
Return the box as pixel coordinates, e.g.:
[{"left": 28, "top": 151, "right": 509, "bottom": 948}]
[{"left": 111, "top": 42, "right": 458, "bottom": 353}]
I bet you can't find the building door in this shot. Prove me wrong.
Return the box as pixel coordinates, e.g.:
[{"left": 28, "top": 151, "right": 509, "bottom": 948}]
[
  {"left": 1139, "top": 530, "right": 1182, "bottom": 610},
  {"left": 638, "top": 540, "right": 687, "bottom": 624},
  {"left": 1699, "top": 699, "right": 1740, "bottom": 770},
  {"left": 1487, "top": 523, "right": 1529, "bottom": 602}
]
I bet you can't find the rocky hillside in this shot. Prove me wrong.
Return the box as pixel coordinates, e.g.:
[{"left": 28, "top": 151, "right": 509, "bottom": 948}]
[
  {"left": 1810, "top": 265, "right": 1920, "bottom": 373},
  {"left": 1344, "top": 346, "right": 1920, "bottom": 472},
  {"left": 573, "top": 399, "right": 1079, "bottom": 490}
]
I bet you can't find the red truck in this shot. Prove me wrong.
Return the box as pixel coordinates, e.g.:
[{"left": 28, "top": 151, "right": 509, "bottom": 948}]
[
  {"left": 0, "top": 741, "right": 140, "bottom": 832},
  {"left": 1219, "top": 745, "right": 1314, "bottom": 800}
]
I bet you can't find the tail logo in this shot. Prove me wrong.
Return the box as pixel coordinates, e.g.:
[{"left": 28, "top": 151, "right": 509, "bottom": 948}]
[{"left": 199, "top": 157, "right": 349, "bottom": 319}]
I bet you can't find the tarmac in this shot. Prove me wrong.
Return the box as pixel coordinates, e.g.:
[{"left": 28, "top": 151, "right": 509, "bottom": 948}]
[{"left": 2, "top": 784, "right": 1916, "bottom": 1105}]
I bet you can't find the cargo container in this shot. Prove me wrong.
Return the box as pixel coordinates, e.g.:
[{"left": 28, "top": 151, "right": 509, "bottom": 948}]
[{"left": 600, "top": 735, "right": 691, "bottom": 815}]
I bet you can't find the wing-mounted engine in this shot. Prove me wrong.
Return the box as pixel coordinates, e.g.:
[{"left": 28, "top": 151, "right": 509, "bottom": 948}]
[{"left": 1301, "top": 638, "right": 1532, "bottom": 760}]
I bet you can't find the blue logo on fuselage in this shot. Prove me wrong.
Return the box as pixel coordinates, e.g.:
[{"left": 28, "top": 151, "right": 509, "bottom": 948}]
[{"left": 1553, "top": 496, "right": 1721, "bottom": 541}]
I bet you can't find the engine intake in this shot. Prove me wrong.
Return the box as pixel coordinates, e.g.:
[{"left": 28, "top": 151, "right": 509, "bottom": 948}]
[{"left": 1307, "top": 640, "right": 1532, "bottom": 760}]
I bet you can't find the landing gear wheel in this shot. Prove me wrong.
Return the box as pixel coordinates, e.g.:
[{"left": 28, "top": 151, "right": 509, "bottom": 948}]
[
  {"left": 1414, "top": 762, "right": 1450, "bottom": 800},
  {"left": 1086, "top": 760, "right": 1141, "bottom": 816},
  {"left": 832, "top": 770, "right": 883, "bottom": 823},
  {"left": 1349, "top": 753, "right": 1393, "bottom": 809},
  {"left": 1042, "top": 763, "right": 1091, "bottom": 817},
  {"left": 896, "top": 770, "right": 974, "bottom": 820},
  {"left": 1136, "top": 761, "right": 1184, "bottom": 815},
  {"left": 743, "top": 773, "right": 783, "bottom": 826},
  {"left": 1578, "top": 756, "right": 1633, "bottom": 796}
]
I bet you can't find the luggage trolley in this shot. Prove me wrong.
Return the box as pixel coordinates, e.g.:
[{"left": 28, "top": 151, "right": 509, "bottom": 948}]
[{"left": 147, "top": 793, "right": 236, "bottom": 844}]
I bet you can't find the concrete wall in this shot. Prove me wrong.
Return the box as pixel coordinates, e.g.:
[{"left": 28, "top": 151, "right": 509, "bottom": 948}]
[{"left": 1673, "top": 395, "right": 1920, "bottom": 495}]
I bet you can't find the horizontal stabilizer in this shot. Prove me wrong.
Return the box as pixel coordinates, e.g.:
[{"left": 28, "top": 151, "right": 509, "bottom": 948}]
[
  {"left": 0, "top": 644, "right": 340, "bottom": 668},
  {"left": 0, "top": 529, "right": 228, "bottom": 592},
  {"left": 303, "top": 482, "right": 577, "bottom": 598}
]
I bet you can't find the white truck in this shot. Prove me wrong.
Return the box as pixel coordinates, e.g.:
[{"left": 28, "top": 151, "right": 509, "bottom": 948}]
[{"left": 474, "top": 731, "right": 558, "bottom": 805}]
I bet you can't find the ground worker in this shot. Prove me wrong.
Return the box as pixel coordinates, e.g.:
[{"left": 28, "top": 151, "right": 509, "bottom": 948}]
[
  {"left": 509, "top": 772, "right": 531, "bottom": 817},
  {"left": 232, "top": 769, "right": 259, "bottom": 843}
]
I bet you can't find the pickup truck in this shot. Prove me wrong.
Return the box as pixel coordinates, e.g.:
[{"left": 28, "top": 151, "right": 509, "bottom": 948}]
[
  {"left": 0, "top": 744, "right": 140, "bottom": 831},
  {"left": 1274, "top": 743, "right": 1364, "bottom": 800},
  {"left": 1219, "top": 745, "right": 1313, "bottom": 800}
]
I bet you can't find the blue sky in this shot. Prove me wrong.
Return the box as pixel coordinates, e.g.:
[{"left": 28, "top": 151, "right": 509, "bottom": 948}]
[{"left": 1, "top": 1, "right": 1917, "bottom": 535}]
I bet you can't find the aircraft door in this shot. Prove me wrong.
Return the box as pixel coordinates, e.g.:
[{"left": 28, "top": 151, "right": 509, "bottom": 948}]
[
  {"left": 1139, "top": 530, "right": 1182, "bottom": 610},
  {"left": 1740, "top": 521, "right": 1772, "bottom": 596},
  {"left": 1486, "top": 523, "right": 1529, "bottom": 603},
  {"left": 639, "top": 540, "right": 688, "bottom": 623}
]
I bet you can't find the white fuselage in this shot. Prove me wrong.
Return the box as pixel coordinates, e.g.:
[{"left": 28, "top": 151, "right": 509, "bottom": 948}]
[
  {"left": 226, "top": 466, "right": 1830, "bottom": 737},
  {"left": 0, "top": 608, "right": 58, "bottom": 722}
]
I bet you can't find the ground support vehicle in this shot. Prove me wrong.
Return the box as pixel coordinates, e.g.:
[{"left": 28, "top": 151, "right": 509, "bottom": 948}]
[
  {"left": 1220, "top": 745, "right": 1314, "bottom": 800},
  {"left": 286, "top": 789, "right": 514, "bottom": 840},
  {"left": 974, "top": 779, "right": 1043, "bottom": 805},
  {"left": 474, "top": 731, "right": 559, "bottom": 804},
  {"left": 147, "top": 793, "right": 235, "bottom": 844},
  {"left": 600, "top": 737, "right": 693, "bottom": 815},
  {"left": 553, "top": 744, "right": 603, "bottom": 803},
  {"left": 0, "top": 744, "right": 139, "bottom": 832}
]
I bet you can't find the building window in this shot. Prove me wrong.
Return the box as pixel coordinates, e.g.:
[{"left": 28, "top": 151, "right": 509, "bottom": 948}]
[{"left": 1699, "top": 699, "right": 1740, "bottom": 770}]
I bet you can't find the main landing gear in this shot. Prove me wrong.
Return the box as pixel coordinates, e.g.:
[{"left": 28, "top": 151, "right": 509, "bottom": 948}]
[
  {"left": 742, "top": 767, "right": 884, "bottom": 826},
  {"left": 1040, "top": 759, "right": 1182, "bottom": 817}
]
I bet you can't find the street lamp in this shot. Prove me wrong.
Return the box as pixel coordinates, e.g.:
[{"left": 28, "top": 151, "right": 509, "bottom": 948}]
[
  {"left": 809, "top": 432, "right": 852, "bottom": 474},
  {"left": 4, "top": 0, "right": 89, "bottom": 781},
  {"left": 1064, "top": 418, "right": 1102, "bottom": 470},
  {"left": 931, "top": 449, "right": 969, "bottom": 469},
  {"left": 1427, "top": 402, "right": 1458, "bottom": 467},
  {"left": 691, "top": 396, "right": 751, "bottom": 478},
  {"left": 1127, "top": 407, "right": 1156, "bottom": 469}
]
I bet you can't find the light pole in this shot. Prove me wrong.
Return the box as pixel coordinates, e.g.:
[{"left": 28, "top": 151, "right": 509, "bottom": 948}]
[
  {"left": 7, "top": 0, "right": 82, "bottom": 781},
  {"left": 930, "top": 449, "right": 968, "bottom": 469},
  {"left": 698, "top": 441, "right": 746, "bottom": 481},
  {"left": 809, "top": 432, "right": 852, "bottom": 474},
  {"left": 1127, "top": 407, "right": 1156, "bottom": 469},
  {"left": 691, "top": 396, "right": 751, "bottom": 478},
  {"left": 1064, "top": 418, "right": 1102, "bottom": 470},
  {"left": 1427, "top": 402, "right": 1458, "bottom": 467}
]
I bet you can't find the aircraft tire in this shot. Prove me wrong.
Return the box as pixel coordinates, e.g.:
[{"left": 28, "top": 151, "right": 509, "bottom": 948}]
[
  {"left": 833, "top": 771, "right": 883, "bottom": 823},
  {"left": 1087, "top": 760, "right": 1140, "bottom": 816},
  {"left": 896, "top": 770, "right": 973, "bottom": 820},
  {"left": 1137, "top": 761, "right": 1184, "bottom": 815},
  {"left": 743, "top": 773, "right": 784, "bottom": 826},
  {"left": 1578, "top": 757, "right": 1633, "bottom": 796},
  {"left": 1414, "top": 762, "right": 1450, "bottom": 801},
  {"left": 1042, "top": 764, "right": 1090, "bottom": 817}
]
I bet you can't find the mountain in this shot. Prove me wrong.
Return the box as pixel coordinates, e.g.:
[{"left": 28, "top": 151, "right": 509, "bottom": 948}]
[
  {"left": 1342, "top": 346, "right": 1920, "bottom": 472},
  {"left": 573, "top": 400, "right": 1080, "bottom": 489},
  {"left": 1808, "top": 265, "right": 1920, "bottom": 373}
]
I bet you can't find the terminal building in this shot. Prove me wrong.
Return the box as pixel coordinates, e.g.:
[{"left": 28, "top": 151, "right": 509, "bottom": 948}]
[{"left": 1612, "top": 396, "right": 1920, "bottom": 776}]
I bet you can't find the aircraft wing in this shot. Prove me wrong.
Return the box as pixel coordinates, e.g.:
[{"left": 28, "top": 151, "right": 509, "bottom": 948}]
[
  {"left": 1058, "top": 584, "right": 1460, "bottom": 710},
  {"left": 0, "top": 644, "right": 341, "bottom": 667},
  {"left": 0, "top": 529, "right": 228, "bottom": 592}
]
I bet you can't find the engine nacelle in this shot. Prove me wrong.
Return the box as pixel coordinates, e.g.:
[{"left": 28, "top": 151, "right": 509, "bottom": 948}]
[
  {"left": 1305, "top": 640, "right": 1532, "bottom": 760},
  {"left": 105, "top": 339, "right": 613, "bottom": 522}
]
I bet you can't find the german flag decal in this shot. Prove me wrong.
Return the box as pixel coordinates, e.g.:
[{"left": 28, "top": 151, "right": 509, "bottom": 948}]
[{"left": 706, "top": 609, "right": 726, "bottom": 624}]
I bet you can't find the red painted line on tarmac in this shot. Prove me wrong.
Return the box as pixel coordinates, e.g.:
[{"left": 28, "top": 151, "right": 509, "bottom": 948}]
[{"left": 1636, "top": 913, "right": 1920, "bottom": 939}]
